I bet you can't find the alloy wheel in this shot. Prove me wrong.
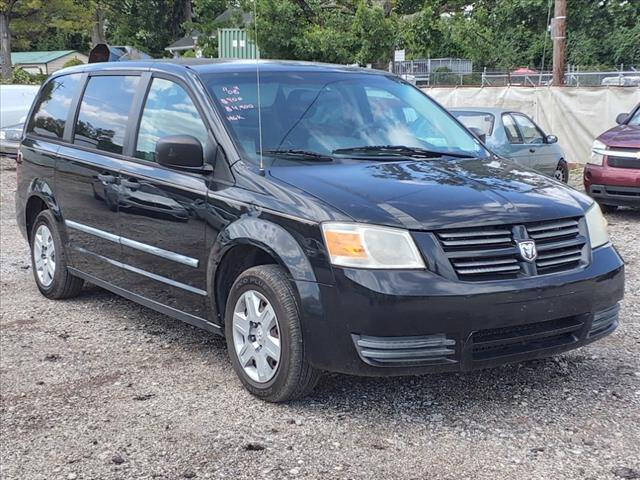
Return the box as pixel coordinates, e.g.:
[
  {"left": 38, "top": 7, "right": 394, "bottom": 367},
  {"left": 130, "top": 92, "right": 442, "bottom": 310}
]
[
  {"left": 33, "top": 224, "right": 56, "bottom": 287},
  {"left": 555, "top": 166, "right": 567, "bottom": 182},
  {"left": 232, "top": 290, "right": 281, "bottom": 383}
]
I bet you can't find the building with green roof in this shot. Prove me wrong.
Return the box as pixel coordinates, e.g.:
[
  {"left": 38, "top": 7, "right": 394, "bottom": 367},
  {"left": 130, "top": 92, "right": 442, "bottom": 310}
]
[{"left": 10, "top": 50, "right": 88, "bottom": 75}]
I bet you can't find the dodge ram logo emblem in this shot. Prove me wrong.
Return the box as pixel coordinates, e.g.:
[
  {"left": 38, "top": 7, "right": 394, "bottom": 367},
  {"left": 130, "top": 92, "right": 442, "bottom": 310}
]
[{"left": 517, "top": 240, "right": 537, "bottom": 262}]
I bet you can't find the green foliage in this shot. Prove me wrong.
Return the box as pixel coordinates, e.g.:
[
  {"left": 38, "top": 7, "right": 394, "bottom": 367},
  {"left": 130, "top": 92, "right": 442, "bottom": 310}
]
[
  {"left": 104, "top": 0, "right": 188, "bottom": 57},
  {"left": 3, "top": 0, "right": 639, "bottom": 69},
  {"left": 9, "top": 0, "right": 92, "bottom": 53},
  {"left": 0, "top": 67, "right": 46, "bottom": 85},
  {"left": 252, "top": 0, "right": 396, "bottom": 66},
  {"left": 182, "top": 48, "right": 196, "bottom": 57},
  {"left": 62, "top": 57, "right": 84, "bottom": 68}
]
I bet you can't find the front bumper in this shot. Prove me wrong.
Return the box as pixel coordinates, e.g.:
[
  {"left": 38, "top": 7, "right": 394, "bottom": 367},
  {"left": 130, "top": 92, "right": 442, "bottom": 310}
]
[
  {"left": 0, "top": 140, "right": 19, "bottom": 156},
  {"left": 584, "top": 163, "right": 640, "bottom": 207},
  {"left": 587, "top": 184, "right": 640, "bottom": 207},
  {"left": 302, "top": 245, "right": 624, "bottom": 376}
]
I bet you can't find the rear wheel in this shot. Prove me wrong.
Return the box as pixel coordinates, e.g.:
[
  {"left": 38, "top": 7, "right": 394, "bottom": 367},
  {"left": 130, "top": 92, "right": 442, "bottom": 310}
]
[
  {"left": 30, "top": 210, "right": 84, "bottom": 299},
  {"left": 554, "top": 159, "right": 569, "bottom": 183},
  {"left": 224, "top": 265, "right": 320, "bottom": 402}
]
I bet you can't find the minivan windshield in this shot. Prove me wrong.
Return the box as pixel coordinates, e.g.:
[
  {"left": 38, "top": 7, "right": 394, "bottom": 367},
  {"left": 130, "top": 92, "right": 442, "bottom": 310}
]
[{"left": 203, "top": 71, "right": 488, "bottom": 163}]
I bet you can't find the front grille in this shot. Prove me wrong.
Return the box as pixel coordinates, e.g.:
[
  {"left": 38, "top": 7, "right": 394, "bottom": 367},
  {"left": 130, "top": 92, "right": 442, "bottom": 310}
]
[
  {"left": 352, "top": 334, "right": 457, "bottom": 367},
  {"left": 435, "top": 217, "right": 586, "bottom": 281},
  {"left": 471, "top": 316, "right": 584, "bottom": 362},
  {"left": 436, "top": 226, "right": 520, "bottom": 280},
  {"left": 607, "top": 149, "right": 640, "bottom": 169},
  {"left": 525, "top": 218, "right": 586, "bottom": 274}
]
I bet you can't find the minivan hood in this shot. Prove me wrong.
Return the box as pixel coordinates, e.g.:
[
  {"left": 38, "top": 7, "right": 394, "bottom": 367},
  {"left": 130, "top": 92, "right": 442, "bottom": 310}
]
[
  {"left": 598, "top": 124, "right": 640, "bottom": 149},
  {"left": 269, "top": 157, "right": 591, "bottom": 230}
]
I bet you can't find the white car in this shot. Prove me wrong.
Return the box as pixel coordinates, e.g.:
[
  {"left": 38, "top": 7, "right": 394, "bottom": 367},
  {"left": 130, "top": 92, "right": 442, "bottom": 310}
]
[{"left": 0, "top": 85, "right": 39, "bottom": 155}]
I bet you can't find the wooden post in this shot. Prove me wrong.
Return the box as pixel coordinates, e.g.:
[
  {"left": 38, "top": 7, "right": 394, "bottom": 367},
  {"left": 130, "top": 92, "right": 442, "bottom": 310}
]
[{"left": 552, "top": 0, "right": 567, "bottom": 86}]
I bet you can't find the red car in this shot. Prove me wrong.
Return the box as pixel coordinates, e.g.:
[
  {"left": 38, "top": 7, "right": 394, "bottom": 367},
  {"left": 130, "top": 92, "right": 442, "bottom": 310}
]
[{"left": 584, "top": 103, "right": 640, "bottom": 212}]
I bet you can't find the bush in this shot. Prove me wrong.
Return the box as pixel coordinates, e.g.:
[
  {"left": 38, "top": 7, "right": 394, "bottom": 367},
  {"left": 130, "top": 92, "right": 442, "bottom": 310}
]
[
  {"left": 0, "top": 67, "right": 47, "bottom": 85},
  {"left": 62, "top": 57, "right": 84, "bottom": 68},
  {"left": 182, "top": 49, "right": 196, "bottom": 58}
]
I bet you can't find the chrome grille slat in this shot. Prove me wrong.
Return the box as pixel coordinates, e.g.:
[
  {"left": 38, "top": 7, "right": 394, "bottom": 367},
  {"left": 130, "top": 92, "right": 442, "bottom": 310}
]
[
  {"left": 536, "top": 254, "right": 582, "bottom": 268},
  {"left": 438, "top": 229, "right": 511, "bottom": 238},
  {"left": 537, "top": 248, "right": 582, "bottom": 261},
  {"left": 453, "top": 258, "right": 518, "bottom": 268},
  {"left": 440, "top": 237, "right": 512, "bottom": 247},
  {"left": 526, "top": 220, "right": 578, "bottom": 232},
  {"left": 457, "top": 265, "right": 521, "bottom": 275},
  {"left": 528, "top": 227, "right": 580, "bottom": 240}
]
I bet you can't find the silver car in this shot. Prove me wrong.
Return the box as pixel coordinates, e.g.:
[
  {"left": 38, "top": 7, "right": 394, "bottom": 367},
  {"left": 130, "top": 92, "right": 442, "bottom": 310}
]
[
  {"left": 450, "top": 107, "right": 569, "bottom": 183},
  {"left": 0, "top": 85, "right": 39, "bottom": 156}
]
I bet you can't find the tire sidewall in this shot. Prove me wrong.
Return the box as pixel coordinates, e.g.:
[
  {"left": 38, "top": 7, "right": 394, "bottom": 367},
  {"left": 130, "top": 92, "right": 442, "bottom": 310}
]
[
  {"left": 30, "top": 211, "right": 65, "bottom": 296},
  {"left": 224, "top": 269, "right": 299, "bottom": 398},
  {"left": 556, "top": 160, "right": 569, "bottom": 183}
]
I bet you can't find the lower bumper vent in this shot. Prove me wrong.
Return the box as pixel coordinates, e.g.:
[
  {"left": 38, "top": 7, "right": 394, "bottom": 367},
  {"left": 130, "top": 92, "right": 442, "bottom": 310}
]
[
  {"left": 471, "top": 316, "right": 584, "bottom": 362},
  {"left": 352, "top": 334, "right": 456, "bottom": 367}
]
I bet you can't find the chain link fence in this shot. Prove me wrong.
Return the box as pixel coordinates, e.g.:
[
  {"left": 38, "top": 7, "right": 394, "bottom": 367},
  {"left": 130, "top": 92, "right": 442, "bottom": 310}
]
[{"left": 393, "top": 61, "right": 639, "bottom": 87}]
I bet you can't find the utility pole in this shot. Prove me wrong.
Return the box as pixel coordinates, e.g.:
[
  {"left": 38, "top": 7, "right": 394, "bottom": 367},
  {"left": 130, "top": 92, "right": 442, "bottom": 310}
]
[{"left": 552, "top": 0, "right": 567, "bottom": 86}]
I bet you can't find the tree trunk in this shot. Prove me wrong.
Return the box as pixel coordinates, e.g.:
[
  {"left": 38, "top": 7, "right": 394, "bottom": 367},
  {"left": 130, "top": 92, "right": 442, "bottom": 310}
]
[
  {"left": 91, "top": 6, "right": 106, "bottom": 47},
  {"left": 183, "top": 0, "right": 192, "bottom": 23},
  {"left": 0, "top": 11, "right": 12, "bottom": 81}
]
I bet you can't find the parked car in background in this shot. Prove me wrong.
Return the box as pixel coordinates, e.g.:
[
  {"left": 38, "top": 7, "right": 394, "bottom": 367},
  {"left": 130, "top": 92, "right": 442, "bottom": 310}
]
[
  {"left": 585, "top": 103, "right": 640, "bottom": 212},
  {"left": 0, "top": 85, "right": 39, "bottom": 156},
  {"left": 451, "top": 107, "right": 569, "bottom": 183}
]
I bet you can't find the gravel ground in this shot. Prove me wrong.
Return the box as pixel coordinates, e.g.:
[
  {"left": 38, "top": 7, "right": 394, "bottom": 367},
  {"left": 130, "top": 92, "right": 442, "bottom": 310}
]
[{"left": 1, "top": 159, "right": 639, "bottom": 480}]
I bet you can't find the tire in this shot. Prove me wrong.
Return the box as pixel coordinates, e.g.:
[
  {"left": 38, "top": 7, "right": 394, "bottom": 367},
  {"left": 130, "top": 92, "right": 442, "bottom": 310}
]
[
  {"left": 598, "top": 203, "right": 618, "bottom": 213},
  {"left": 224, "top": 265, "right": 320, "bottom": 402},
  {"left": 554, "top": 159, "right": 569, "bottom": 183},
  {"left": 30, "top": 210, "right": 84, "bottom": 299}
]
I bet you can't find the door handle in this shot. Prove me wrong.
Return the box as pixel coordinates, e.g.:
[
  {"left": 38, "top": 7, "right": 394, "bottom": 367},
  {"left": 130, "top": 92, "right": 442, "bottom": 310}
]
[
  {"left": 529, "top": 148, "right": 536, "bottom": 153},
  {"left": 121, "top": 178, "right": 140, "bottom": 191},
  {"left": 97, "top": 173, "right": 116, "bottom": 184}
]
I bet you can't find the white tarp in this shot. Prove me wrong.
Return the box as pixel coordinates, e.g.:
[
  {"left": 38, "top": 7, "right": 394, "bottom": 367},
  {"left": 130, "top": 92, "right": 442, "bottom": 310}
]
[{"left": 423, "top": 86, "right": 640, "bottom": 165}]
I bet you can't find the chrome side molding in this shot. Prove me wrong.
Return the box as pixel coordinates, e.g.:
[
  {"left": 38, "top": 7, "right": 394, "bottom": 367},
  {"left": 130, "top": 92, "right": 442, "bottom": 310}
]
[{"left": 65, "top": 220, "right": 199, "bottom": 268}]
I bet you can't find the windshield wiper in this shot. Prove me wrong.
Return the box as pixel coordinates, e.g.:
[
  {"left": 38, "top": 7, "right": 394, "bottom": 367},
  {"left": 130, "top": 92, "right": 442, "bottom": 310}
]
[
  {"left": 261, "top": 149, "right": 333, "bottom": 162},
  {"left": 332, "top": 145, "right": 474, "bottom": 159}
]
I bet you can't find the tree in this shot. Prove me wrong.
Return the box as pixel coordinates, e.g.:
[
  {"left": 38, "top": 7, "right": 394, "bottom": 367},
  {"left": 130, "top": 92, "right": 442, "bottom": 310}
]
[{"left": 251, "top": 0, "right": 396, "bottom": 66}]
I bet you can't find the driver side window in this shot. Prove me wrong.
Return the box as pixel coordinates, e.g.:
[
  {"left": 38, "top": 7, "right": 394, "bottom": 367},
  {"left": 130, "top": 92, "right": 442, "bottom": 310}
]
[{"left": 512, "top": 114, "right": 544, "bottom": 144}]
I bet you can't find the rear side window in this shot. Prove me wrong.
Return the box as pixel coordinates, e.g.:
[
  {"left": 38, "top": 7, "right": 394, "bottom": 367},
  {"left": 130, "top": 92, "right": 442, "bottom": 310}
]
[
  {"left": 27, "top": 74, "right": 82, "bottom": 139},
  {"left": 135, "top": 78, "right": 208, "bottom": 162},
  {"left": 74, "top": 75, "right": 140, "bottom": 154}
]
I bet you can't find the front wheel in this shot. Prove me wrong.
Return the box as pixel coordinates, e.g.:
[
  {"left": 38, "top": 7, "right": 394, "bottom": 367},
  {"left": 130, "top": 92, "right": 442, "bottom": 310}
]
[
  {"left": 224, "top": 265, "right": 320, "bottom": 402},
  {"left": 554, "top": 159, "right": 569, "bottom": 183},
  {"left": 30, "top": 210, "right": 84, "bottom": 299}
]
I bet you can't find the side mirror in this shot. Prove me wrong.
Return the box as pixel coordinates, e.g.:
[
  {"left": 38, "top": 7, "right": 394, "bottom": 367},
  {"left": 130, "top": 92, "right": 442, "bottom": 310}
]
[
  {"left": 156, "top": 135, "right": 207, "bottom": 172},
  {"left": 469, "top": 127, "right": 487, "bottom": 144},
  {"left": 545, "top": 134, "right": 558, "bottom": 144},
  {"left": 615, "top": 113, "right": 629, "bottom": 125}
]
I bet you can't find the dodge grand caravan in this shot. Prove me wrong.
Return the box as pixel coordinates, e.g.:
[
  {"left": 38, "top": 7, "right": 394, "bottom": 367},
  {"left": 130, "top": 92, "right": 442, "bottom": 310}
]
[{"left": 16, "top": 60, "right": 624, "bottom": 402}]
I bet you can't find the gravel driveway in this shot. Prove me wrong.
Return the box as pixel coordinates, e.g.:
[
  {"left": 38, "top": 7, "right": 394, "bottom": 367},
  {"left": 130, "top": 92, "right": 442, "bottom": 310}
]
[{"left": 2, "top": 159, "right": 639, "bottom": 480}]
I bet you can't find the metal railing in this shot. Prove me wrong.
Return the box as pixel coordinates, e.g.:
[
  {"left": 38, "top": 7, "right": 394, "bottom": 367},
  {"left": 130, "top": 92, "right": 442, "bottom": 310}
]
[{"left": 398, "top": 69, "right": 640, "bottom": 87}]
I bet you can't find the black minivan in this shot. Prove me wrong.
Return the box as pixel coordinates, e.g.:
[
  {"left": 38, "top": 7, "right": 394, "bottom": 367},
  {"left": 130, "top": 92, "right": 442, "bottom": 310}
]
[{"left": 16, "top": 60, "right": 624, "bottom": 402}]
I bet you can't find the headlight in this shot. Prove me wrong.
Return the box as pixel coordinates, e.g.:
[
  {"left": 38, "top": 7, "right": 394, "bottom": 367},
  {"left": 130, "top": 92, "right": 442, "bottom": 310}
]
[
  {"left": 585, "top": 203, "right": 609, "bottom": 248},
  {"left": 321, "top": 222, "right": 425, "bottom": 269},
  {"left": 0, "top": 125, "right": 23, "bottom": 142},
  {"left": 588, "top": 139, "right": 606, "bottom": 166}
]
